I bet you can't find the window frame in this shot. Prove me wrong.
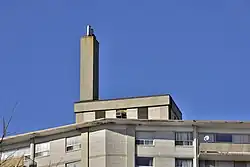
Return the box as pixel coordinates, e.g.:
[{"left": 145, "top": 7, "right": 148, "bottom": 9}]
[
  {"left": 175, "top": 132, "right": 193, "bottom": 146},
  {"left": 138, "top": 107, "right": 148, "bottom": 119},
  {"left": 175, "top": 158, "right": 193, "bottom": 167},
  {"left": 199, "top": 133, "right": 243, "bottom": 143},
  {"left": 116, "top": 109, "right": 127, "bottom": 118},
  {"left": 95, "top": 110, "right": 105, "bottom": 119},
  {"left": 66, "top": 136, "right": 81, "bottom": 152},
  {"left": 234, "top": 161, "right": 247, "bottom": 167},
  {"left": 136, "top": 156, "right": 153, "bottom": 167},
  {"left": 65, "top": 161, "right": 81, "bottom": 167},
  {"left": 1, "top": 147, "right": 30, "bottom": 161},
  {"left": 136, "top": 139, "right": 154, "bottom": 146},
  {"left": 136, "top": 131, "right": 155, "bottom": 147},
  {"left": 215, "top": 133, "right": 232, "bottom": 143},
  {"left": 35, "top": 142, "right": 50, "bottom": 158},
  {"left": 232, "top": 134, "right": 250, "bottom": 144}
]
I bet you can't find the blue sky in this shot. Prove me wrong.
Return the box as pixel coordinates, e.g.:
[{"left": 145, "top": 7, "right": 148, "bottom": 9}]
[{"left": 0, "top": 0, "right": 250, "bottom": 135}]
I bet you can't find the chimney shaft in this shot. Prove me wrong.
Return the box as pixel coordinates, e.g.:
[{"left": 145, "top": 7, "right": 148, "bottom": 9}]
[{"left": 79, "top": 25, "right": 99, "bottom": 101}]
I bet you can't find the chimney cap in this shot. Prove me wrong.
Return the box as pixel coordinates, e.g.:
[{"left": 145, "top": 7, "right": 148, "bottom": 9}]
[{"left": 86, "top": 25, "right": 94, "bottom": 36}]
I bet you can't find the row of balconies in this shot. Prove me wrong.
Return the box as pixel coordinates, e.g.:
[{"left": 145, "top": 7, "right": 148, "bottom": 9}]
[
  {"left": 200, "top": 143, "right": 250, "bottom": 153},
  {"left": 199, "top": 143, "right": 250, "bottom": 161},
  {"left": 137, "top": 138, "right": 250, "bottom": 161}
]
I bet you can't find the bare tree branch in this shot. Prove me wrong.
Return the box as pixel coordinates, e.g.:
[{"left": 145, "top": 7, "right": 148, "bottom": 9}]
[
  {"left": 0, "top": 102, "right": 19, "bottom": 167},
  {"left": 0, "top": 102, "right": 19, "bottom": 145}
]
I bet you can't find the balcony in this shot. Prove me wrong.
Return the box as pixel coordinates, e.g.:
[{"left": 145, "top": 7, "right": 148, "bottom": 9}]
[{"left": 199, "top": 143, "right": 250, "bottom": 161}]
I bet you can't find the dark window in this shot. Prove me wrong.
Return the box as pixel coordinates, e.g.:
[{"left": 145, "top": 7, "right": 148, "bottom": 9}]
[
  {"left": 175, "top": 132, "right": 193, "bottom": 146},
  {"left": 235, "top": 162, "right": 247, "bottom": 167},
  {"left": 138, "top": 107, "right": 148, "bottom": 119},
  {"left": 176, "top": 159, "right": 193, "bottom": 167},
  {"left": 205, "top": 160, "right": 215, "bottom": 167},
  {"left": 116, "top": 110, "right": 127, "bottom": 118},
  {"left": 136, "top": 157, "right": 153, "bottom": 166},
  {"left": 216, "top": 134, "right": 232, "bottom": 142},
  {"left": 199, "top": 160, "right": 215, "bottom": 167},
  {"left": 95, "top": 111, "right": 105, "bottom": 119},
  {"left": 136, "top": 139, "right": 153, "bottom": 145}
]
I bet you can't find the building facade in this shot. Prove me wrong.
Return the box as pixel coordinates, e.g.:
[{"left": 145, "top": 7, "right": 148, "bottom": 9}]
[{"left": 1, "top": 26, "right": 250, "bottom": 167}]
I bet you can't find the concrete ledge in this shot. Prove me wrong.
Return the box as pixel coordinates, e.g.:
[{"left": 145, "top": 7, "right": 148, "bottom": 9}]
[
  {"left": 74, "top": 95, "right": 171, "bottom": 113},
  {"left": 4, "top": 119, "right": 250, "bottom": 146}
]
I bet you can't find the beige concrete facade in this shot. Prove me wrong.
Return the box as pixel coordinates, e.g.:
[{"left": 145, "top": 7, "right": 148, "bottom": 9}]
[
  {"left": 80, "top": 34, "right": 99, "bottom": 101},
  {"left": 2, "top": 119, "right": 250, "bottom": 167},
  {"left": 74, "top": 94, "right": 182, "bottom": 123}
]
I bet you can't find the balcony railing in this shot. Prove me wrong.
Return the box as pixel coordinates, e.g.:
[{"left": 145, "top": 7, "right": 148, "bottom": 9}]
[{"left": 199, "top": 143, "right": 250, "bottom": 153}]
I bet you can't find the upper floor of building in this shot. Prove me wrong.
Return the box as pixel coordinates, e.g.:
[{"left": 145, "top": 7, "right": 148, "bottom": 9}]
[{"left": 74, "top": 94, "right": 182, "bottom": 123}]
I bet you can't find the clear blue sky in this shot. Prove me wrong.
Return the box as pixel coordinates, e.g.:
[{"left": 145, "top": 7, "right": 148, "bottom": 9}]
[{"left": 1, "top": 0, "right": 250, "bottom": 135}]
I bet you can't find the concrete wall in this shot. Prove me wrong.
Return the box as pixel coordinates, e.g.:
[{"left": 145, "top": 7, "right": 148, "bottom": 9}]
[
  {"left": 106, "top": 129, "right": 127, "bottom": 167},
  {"left": 148, "top": 106, "right": 169, "bottom": 120},
  {"left": 80, "top": 36, "right": 99, "bottom": 101},
  {"left": 35, "top": 138, "right": 81, "bottom": 167},
  {"left": 154, "top": 157, "right": 174, "bottom": 167},
  {"left": 81, "top": 132, "right": 89, "bottom": 167},
  {"left": 33, "top": 131, "right": 82, "bottom": 167},
  {"left": 126, "top": 108, "right": 138, "bottom": 119},
  {"left": 76, "top": 113, "right": 84, "bottom": 123},
  {"left": 105, "top": 110, "right": 116, "bottom": 118},
  {"left": 136, "top": 130, "right": 194, "bottom": 158},
  {"left": 75, "top": 95, "right": 170, "bottom": 113},
  {"left": 89, "top": 130, "right": 106, "bottom": 167},
  {"left": 83, "top": 112, "right": 95, "bottom": 122},
  {"left": 200, "top": 143, "right": 250, "bottom": 152},
  {"left": 88, "top": 126, "right": 135, "bottom": 167},
  {"left": 78, "top": 105, "right": 170, "bottom": 123},
  {"left": 75, "top": 95, "right": 173, "bottom": 123}
]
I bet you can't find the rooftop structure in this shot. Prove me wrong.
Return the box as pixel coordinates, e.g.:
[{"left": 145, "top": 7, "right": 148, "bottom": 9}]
[{"left": 1, "top": 26, "right": 250, "bottom": 167}]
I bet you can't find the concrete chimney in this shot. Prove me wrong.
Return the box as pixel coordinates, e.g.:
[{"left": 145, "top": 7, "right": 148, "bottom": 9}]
[{"left": 79, "top": 25, "right": 99, "bottom": 101}]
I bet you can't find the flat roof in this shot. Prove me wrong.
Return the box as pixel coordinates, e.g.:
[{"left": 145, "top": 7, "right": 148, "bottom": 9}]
[
  {"left": 3, "top": 119, "right": 250, "bottom": 145},
  {"left": 75, "top": 94, "right": 171, "bottom": 103}
]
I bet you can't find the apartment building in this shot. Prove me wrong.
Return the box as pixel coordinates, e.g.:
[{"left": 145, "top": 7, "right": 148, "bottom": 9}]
[{"left": 1, "top": 26, "right": 250, "bottom": 167}]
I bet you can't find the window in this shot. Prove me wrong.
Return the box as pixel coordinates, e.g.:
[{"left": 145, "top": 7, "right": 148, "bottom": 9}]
[
  {"left": 175, "top": 132, "right": 193, "bottom": 146},
  {"left": 116, "top": 109, "right": 127, "bottom": 118},
  {"left": 1, "top": 147, "right": 30, "bottom": 160},
  {"left": 136, "top": 131, "right": 154, "bottom": 146},
  {"left": 200, "top": 133, "right": 250, "bottom": 143},
  {"left": 136, "top": 139, "right": 154, "bottom": 145},
  {"left": 35, "top": 142, "right": 50, "bottom": 157},
  {"left": 95, "top": 111, "right": 105, "bottom": 119},
  {"left": 232, "top": 134, "right": 250, "bottom": 144},
  {"left": 136, "top": 157, "right": 153, "bottom": 167},
  {"left": 66, "top": 161, "right": 81, "bottom": 167},
  {"left": 66, "top": 136, "right": 81, "bottom": 152},
  {"left": 138, "top": 107, "right": 148, "bottom": 119},
  {"left": 176, "top": 159, "right": 193, "bottom": 167},
  {"left": 235, "top": 162, "right": 247, "bottom": 167},
  {"left": 216, "top": 134, "right": 232, "bottom": 143},
  {"left": 199, "top": 133, "right": 233, "bottom": 143},
  {"left": 199, "top": 160, "right": 215, "bottom": 167}
]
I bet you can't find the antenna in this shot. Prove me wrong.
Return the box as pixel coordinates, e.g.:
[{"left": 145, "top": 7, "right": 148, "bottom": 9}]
[{"left": 86, "top": 25, "right": 94, "bottom": 36}]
